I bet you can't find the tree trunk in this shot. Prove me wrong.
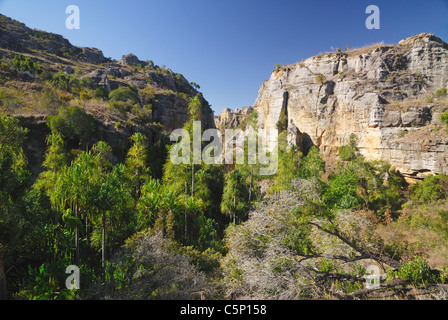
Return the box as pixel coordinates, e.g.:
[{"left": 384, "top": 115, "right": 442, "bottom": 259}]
[
  {"left": 75, "top": 202, "right": 79, "bottom": 265},
  {"left": 191, "top": 164, "right": 195, "bottom": 197},
  {"left": 0, "top": 260, "right": 6, "bottom": 300},
  {"left": 85, "top": 215, "right": 89, "bottom": 243},
  {"left": 233, "top": 196, "right": 236, "bottom": 224},
  {"left": 249, "top": 170, "right": 253, "bottom": 202},
  {"left": 102, "top": 212, "right": 106, "bottom": 269},
  {"left": 185, "top": 182, "right": 188, "bottom": 240}
]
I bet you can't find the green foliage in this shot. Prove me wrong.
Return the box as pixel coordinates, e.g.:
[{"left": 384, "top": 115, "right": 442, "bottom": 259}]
[
  {"left": 131, "top": 104, "right": 153, "bottom": 124},
  {"left": 108, "top": 87, "right": 139, "bottom": 114},
  {"left": 323, "top": 166, "right": 362, "bottom": 210},
  {"left": 125, "top": 132, "right": 150, "bottom": 197},
  {"left": 12, "top": 54, "right": 42, "bottom": 74},
  {"left": 276, "top": 113, "right": 288, "bottom": 133},
  {"left": 299, "top": 146, "right": 326, "bottom": 180},
  {"left": 221, "top": 170, "right": 250, "bottom": 223},
  {"left": 52, "top": 72, "right": 72, "bottom": 92},
  {"left": 270, "top": 139, "right": 300, "bottom": 193},
  {"left": 410, "top": 174, "right": 448, "bottom": 203},
  {"left": 47, "top": 106, "right": 96, "bottom": 145},
  {"left": 338, "top": 133, "right": 358, "bottom": 162},
  {"left": 435, "top": 88, "right": 447, "bottom": 98},
  {"left": 441, "top": 110, "right": 448, "bottom": 134},
  {"left": 92, "top": 87, "right": 109, "bottom": 100},
  {"left": 109, "top": 86, "right": 139, "bottom": 105},
  {"left": 398, "top": 257, "right": 432, "bottom": 286},
  {"left": 33, "top": 87, "right": 64, "bottom": 115},
  {"left": 318, "top": 259, "right": 334, "bottom": 273}
]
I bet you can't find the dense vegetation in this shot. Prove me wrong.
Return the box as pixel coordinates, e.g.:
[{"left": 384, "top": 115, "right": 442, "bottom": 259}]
[
  {"left": 1, "top": 97, "right": 448, "bottom": 300},
  {"left": 1, "top": 48, "right": 448, "bottom": 299}
]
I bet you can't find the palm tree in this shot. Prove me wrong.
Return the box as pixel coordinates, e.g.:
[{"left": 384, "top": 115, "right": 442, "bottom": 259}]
[
  {"left": 221, "top": 169, "right": 249, "bottom": 224},
  {"left": 125, "top": 132, "right": 150, "bottom": 198}
]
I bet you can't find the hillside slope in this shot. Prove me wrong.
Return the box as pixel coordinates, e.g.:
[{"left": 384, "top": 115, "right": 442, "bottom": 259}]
[{"left": 0, "top": 14, "right": 215, "bottom": 177}]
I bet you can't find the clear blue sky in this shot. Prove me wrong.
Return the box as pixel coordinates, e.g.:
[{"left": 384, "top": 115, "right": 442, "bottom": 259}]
[{"left": 1, "top": 0, "right": 448, "bottom": 114}]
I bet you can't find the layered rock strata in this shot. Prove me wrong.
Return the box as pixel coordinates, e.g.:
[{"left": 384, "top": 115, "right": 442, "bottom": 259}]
[{"left": 254, "top": 33, "right": 448, "bottom": 180}]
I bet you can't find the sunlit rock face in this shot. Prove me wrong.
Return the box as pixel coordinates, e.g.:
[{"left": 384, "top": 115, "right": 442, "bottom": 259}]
[{"left": 254, "top": 33, "right": 448, "bottom": 180}]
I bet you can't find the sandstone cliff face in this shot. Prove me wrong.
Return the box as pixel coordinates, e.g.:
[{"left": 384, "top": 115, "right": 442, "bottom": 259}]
[
  {"left": 254, "top": 33, "right": 448, "bottom": 180},
  {"left": 214, "top": 106, "right": 254, "bottom": 131}
]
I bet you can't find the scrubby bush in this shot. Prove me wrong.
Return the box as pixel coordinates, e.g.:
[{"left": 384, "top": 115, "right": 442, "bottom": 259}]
[
  {"left": 316, "top": 73, "right": 326, "bottom": 85},
  {"left": 108, "top": 87, "right": 139, "bottom": 115},
  {"left": 79, "top": 90, "right": 92, "bottom": 101},
  {"left": 436, "top": 88, "right": 447, "bottom": 98},
  {"left": 0, "top": 88, "right": 25, "bottom": 113},
  {"left": 92, "top": 87, "right": 109, "bottom": 101},
  {"left": 398, "top": 257, "right": 432, "bottom": 286},
  {"left": 94, "top": 231, "right": 212, "bottom": 300},
  {"left": 410, "top": 174, "right": 448, "bottom": 203},
  {"left": 276, "top": 113, "right": 288, "bottom": 133},
  {"left": 108, "top": 101, "right": 129, "bottom": 115},
  {"left": 12, "top": 54, "right": 42, "bottom": 74},
  {"left": 131, "top": 104, "right": 152, "bottom": 124},
  {"left": 47, "top": 106, "right": 96, "bottom": 145},
  {"left": 441, "top": 110, "right": 448, "bottom": 134},
  {"left": 138, "top": 87, "right": 156, "bottom": 106},
  {"left": 109, "top": 86, "right": 139, "bottom": 105}
]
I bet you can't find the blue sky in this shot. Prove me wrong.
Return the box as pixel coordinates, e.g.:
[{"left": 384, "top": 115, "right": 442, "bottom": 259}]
[{"left": 1, "top": 0, "right": 448, "bottom": 115}]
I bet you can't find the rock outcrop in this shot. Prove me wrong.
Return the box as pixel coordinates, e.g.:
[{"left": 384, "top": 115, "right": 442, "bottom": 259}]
[
  {"left": 254, "top": 33, "right": 448, "bottom": 180},
  {"left": 214, "top": 106, "right": 254, "bottom": 131}
]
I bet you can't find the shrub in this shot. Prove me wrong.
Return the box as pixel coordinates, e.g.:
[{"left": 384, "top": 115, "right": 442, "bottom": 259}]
[
  {"left": 0, "top": 88, "right": 25, "bottom": 113},
  {"left": 47, "top": 106, "right": 96, "bottom": 144},
  {"left": 441, "top": 110, "right": 448, "bottom": 134},
  {"left": 39, "top": 87, "right": 63, "bottom": 115},
  {"left": 435, "top": 88, "right": 447, "bottom": 98},
  {"left": 138, "top": 87, "right": 155, "bottom": 105},
  {"left": 79, "top": 77, "right": 94, "bottom": 90},
  {"left": 92, "top": 87, "right": 109, "bottom": 101},
  {"left": 12, "top": 54, "right": 42, "bottom": 74},
  {"left": 79, "top": 90, "right": 92, "bottom": 101},
  {"left": 410, "top": 174, "right": 448, "bottom": 203},
  {"left": 109, "top": 86, "right": 139, "bottom": 105},
  {"left": 131, "top": 104, "right": 152, "bottom": 124},
  {"left": 398, "top": 257, "right": 432, "bottom": 286},
  {"left": 316, "top": 73, "right": 326, "bottom": 85},
  {"left": 109, "top": 87, "right": 139, "bottom": 114},
  {"left": 108, "top": 101, "right": 129, "bottom": 115},
  {"left": 276, "top": 113, "right": 288, "bottom": 133}
]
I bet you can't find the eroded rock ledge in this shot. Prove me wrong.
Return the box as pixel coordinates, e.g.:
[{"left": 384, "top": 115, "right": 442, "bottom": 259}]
[{"left": 254, "top": 33, "right": 448, "bottom": 181}]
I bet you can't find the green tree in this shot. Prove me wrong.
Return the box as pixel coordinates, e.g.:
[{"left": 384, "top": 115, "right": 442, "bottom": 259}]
[
  {"left": 109, "top": 86, "right": 139, "bottom": 112},
  {"left": 221, "top": 169, "right": 250, "bottom": 224},
  {"left": 125, "top": 133, "right": 150, "bottom": 198},
  {"left": 162, "top": 95, "right": 215, "bottom": 244},
  {"left": 299, "top": 146, "right": 326, "bottom": 180},
  {"left": 90, "top": 163, "right": 130, "bottom": 269},
  {"left": 338, "top": 133, "right": 359, "bottom": 163},
  {"left": 410, "top": 174, "right": 448, "bottom": 203},
  {"left": 47, "top": 106, "right": 96, "bottom": 146}
]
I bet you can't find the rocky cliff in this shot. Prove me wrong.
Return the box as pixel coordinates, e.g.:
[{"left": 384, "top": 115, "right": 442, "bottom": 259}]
[
  {"left": 214, "top": 106, "right": 254, "bottom": 131},
  {"left": 254, "top": 33, "right": 448, "bottom": 180}
]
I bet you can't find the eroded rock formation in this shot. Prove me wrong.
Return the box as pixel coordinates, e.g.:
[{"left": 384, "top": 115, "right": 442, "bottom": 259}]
[{"left": 254, "top": 33, "right": 448, "bottom": 180}]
